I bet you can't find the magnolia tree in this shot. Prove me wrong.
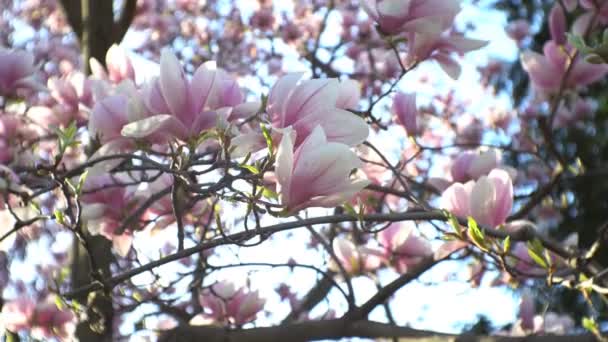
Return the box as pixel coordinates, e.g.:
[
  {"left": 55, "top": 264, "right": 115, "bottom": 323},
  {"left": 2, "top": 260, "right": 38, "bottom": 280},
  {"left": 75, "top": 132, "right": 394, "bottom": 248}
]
[{"left": 0, "top": 0, "right": 607, "bottom": 341}]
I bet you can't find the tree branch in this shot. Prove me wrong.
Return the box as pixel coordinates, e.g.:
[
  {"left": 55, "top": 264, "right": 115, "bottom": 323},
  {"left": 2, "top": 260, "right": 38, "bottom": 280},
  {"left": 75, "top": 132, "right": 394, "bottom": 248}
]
[
  {"left": 63, "top": 209, "right": 595, "bottom": 299},
  {"left": 159, "top": 318, "right": 597, "bottom": 342}
]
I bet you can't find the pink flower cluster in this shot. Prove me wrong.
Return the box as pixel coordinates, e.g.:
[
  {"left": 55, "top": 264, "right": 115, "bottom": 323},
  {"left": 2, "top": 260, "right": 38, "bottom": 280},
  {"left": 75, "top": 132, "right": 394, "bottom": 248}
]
[
  {"left": 194, "top": 280, "right": 265, "bottom": 326},
  {"left": 506, "top": 291, "right": 575, "bottom": 336},
  {"left": 81, "top": 175, "right": 137, "bottom": 256},
  {"left": 520, "top": 2, "right": 608, "bottom": 97},
  {"left": 378, "top": 223, "right": 433, "bottom": 273},
  {"left": 332, "top": 223, "right": 432, "bottom": 275},
  {"left": 392, "top": 92, "right": 419, "bottom": 136},
  {"left": 362, "top": 0, "right": 487, "bottom": 79},
  {"left": 0, "top": 47, "right": 44, "bottom": 97},
  {"left": 265, "top": 73, "right": 370, "bottom": 213},
  {"left": 1, "top": 296, "right": 75, "bottom": 340},
  {"left": 88, "top": 47, "right": 258, "bottom": 148},
  {"left": 441, "top": 168, "right": 513, "bottom": 228}
]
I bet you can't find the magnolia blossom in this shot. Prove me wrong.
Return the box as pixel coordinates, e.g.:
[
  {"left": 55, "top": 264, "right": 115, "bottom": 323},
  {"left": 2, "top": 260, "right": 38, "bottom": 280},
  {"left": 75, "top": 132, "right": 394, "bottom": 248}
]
[
  {"left": 521, "top": 41, "right": 608, "bottom": 96},
  {"left": 121, "top": 49, "right": 257, "bottom": 142},
  {"left": 506, "top": 242, "right": 562, "bottom": 278},
  {"left": 90, "top": 44, "right": 135, "bottom": 83},
  {"left": 510, "top": 292, "right": 575, "bottom": 336},
  {"left": 407, "top": 29, "right": 488, "bottom": 79},
  {"left": 1, "top": 296, "right": 75, "bottom": 340},
  {"left": 450, "top": 149, "right": 501, "bottom": 182},
  {"left": 441, "top": 168, "right": 513, "bottom": 227},
  {"left": 86, "top": 80, "right": 150, "bottom": 176},
  {"left": 195, "top": 281, "right": 265, "bottom": 325},
  {"left": 89, "top": 94, "right": 132, "bottom": 145},
  {"left": 506, "top": 19, "right": 531, "bottom": 42},
  {"left": 392, "top": 92, "right": 418, "bottom": 136},
  {"left": 549, "top": 4, "right": 567, "bottom": 45},
  {"left": 275, "top": 126, "right": 370, "bottom": 213},
  {"left": 0, "top": 47, "right": 44, "bottom": 96},
  {"left": 332, "top": 237, "right": 384, "bottom": 275},
  {"left": 268, "top": 73, "right": 368, "bottom": 147},
  {"left": 28, "top": 72, "right": 93, "bottom": 127},
  {"left": 378, "top": 223, "right": 432, "bottom": 273},
  {"left": 362, "top": 0, "right": 461, "bottom": 35},
  {"left": 0, "top": 114, "right": 23, "bottom": 163},
  {"left": 81, "top": 175, "right": 135, "bottom": 256}
]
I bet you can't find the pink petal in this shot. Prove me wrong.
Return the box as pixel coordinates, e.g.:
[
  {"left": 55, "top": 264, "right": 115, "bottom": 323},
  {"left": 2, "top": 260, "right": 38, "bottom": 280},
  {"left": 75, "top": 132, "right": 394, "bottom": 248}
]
[{"left": 159, "top": 49, "right": 189, "bottom": 117}]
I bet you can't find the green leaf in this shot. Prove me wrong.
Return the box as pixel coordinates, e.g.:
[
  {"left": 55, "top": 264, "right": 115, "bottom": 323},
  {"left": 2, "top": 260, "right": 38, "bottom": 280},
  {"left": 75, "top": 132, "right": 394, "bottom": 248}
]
[
  {"left": 55, "top": 296, "right": 65, "bottom": 310},
  {"left": 582, "top": 316, "right": 599, "bottom": 334},
  {"left": 55, "top": 121, "right": 80, "bottom": 154},
  {"left": 567, "top": 31, "right": 608, "bottom": 64},
  {"left": 76, "top": 170, "right": 89, "bottom": 195},
  {"left": 54, "top": 209, "right": 66, "bottom": 226},
  {"left": 30, "top": 201, "right": 42, "bottom": 215},
  {"left": 343, "top": 202, "right": 358, "bottom": 217},
  {"left": 445, "top": 210, "right": 463, "bottom": 238},
  {"left": 132, "top": 292, "right": 143, "bottom": 302},
  {"left": 260, "top": 186, "right": 278, "bottom": 200},
  {"left": 526, "top": 239, "right": 548, "bottom": 269},
  {"left": 467, "top": 216, "right": 488, "bottom": 251},
  {"left": 503, "top": 236, "right": 511, "bottom": 254},
  {"left": 260, "top": 123, "right": 274, "bottom": 155},
  {"left": 241, "top": 164, "right": 260, "bottom": 175}
]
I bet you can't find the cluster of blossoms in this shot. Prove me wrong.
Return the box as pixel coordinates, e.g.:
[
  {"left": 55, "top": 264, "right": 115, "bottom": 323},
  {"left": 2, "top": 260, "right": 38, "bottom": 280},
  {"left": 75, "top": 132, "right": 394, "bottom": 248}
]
[
  {"left": 191, "top": 280, "right": 265, "bottom": 326},
  {"left": 515, "top": 0, "right": 608, "bottom": 133},
  {"left": 1, "top": 296, "right": 75, "bottom": 340},
  {"left": 503, "top": 290, "right": 575, "bottom": 336},
  {"left": 358, "top": 0, "right": 487, "bottom": 80},
  {"left": 441, "top": 168, "right": 513, "bottom": 228},
  {"left": 333, "top": 223, "right": 433, "bottom": 276}
]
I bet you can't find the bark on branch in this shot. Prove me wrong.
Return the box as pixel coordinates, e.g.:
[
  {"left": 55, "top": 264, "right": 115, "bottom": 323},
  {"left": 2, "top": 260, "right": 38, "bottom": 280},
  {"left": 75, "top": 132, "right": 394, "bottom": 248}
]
[{"left": 159, "top": 318, "right": 598, "bottom": 342}]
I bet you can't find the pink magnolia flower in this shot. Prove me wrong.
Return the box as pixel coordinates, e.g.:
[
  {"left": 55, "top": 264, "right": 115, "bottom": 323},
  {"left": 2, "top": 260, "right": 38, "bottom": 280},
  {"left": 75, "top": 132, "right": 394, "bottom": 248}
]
[
  {"left": 86, "top": 80, "right": 149, "bottom": 175},
  {"left": 441, "top": 168, "right": 513, "bottom": 227},
  {"left": 506, "top": 242, "right": 563, "bottom": 278},
  {"left": 521, "top": 41, "right": 608, "bottom": 96},
  {"left": 1, "top": 296, "right": 74, "bottom": 339},
  {"left": 407, "top": 29, "right": 488, "bottom": 79},
  {"left": 197, "top": 281, "right": 265, "bottom": 325},
  {"left": 509, "top": 311, "right": 576, "bottom": 336},
  {"left": 392, "top": 92, "right": 419, "bottom": 136},
  {"left": 81, "top": 175, "right": 135, "bottom": 256},
  {"left": 1, "top": 297, "right": 35, "bottom": 332},
  {"left": 362, "top": 0, "right": 461, "bottom": 35},
  {"left": 121, "top": 49, "right": 257, "bottom": 142},
  {"left": 250, "top": 8, "right": 276, "bottom": 31},
  {"left": 0, "top": 47, "right": 44, "bottom": 96},
  {"left": 574, "top": 1, "right": 608, "bottom": 36},
  {"left": 335, "top": 78, "right": 361, "bottom": 110},
  {"left": 332, "top": 237, "right": 384, "bottom": 275},
  {"left": 518, "top": 289, "right": 536, "bottom": 331},
  {"left": 89, "top": 94, "right": 131, "bottom": 144},
  {"left": 456, "top": 114, "right": 484, "bottom": 144},
  {"left": 549, "top": 4, "right": 567, "bottom": 45},
  {"left": 506, "top": 19, "right": 531, "bottom": 42},
  {"left": 29, "top": 71, "right": 92, "bottom": 127},
  {"left": 450, "top": 149, "right": 501, "bottom": 182},
  {"left": 267, "top": 73, "right": 368, "bottom": 147},
  {"left": 378, "top": 223, "right": 432, "bottom": 273},
  {"left": 0, "top": 114, "right": 23, "bottom": 163},
  {"left": 275, "top": 126, "right": 370, "bottom": 213},
  {"left": 29, "top": 300, "right": 75, "bottom": 340},
  {"left": 90, "top": 44, "right": 135, "bottom": 83}
]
